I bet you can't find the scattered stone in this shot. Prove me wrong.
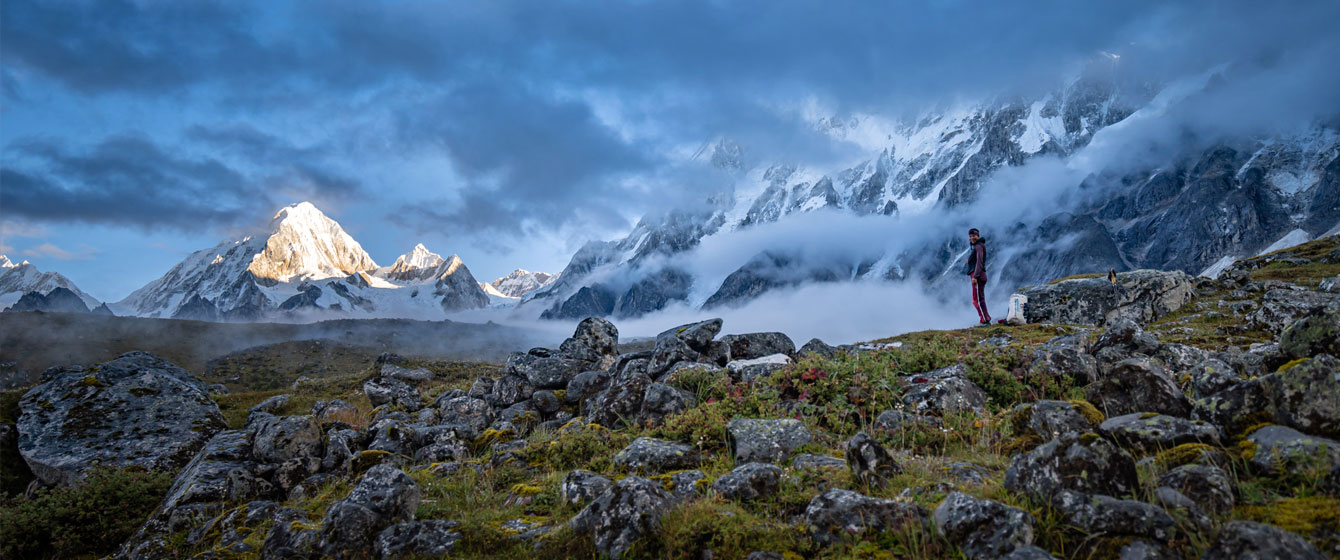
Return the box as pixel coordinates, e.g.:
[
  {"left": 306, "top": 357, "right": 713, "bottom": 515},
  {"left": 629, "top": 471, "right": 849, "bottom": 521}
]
[
  {"left": 364, "top": 377, "right": 422, "bottom": 411},
  {"left": 933, "top": 492, "right": 1036, "bottom": 559},
  {"left": 722, "top": 332, "right": 796, "bottom": 360},
  {"left": 522, "top": 357, "right": 588, "bottom": 390},
  {"left": 804, "top": 488, "right": 927, "bottom": 546},
  {"left": 312, "top": 399, "right": 360, "bottom": 425},
  {"left": 569, "top": 476, "right": 674, "bottom": 558},
  {"left": 1051, "top": 490, "right": 1177, "bottom": 541},
  {"left": 1085, "top": 356, "right": 1191, "bottom": 418},
  {"left": 1186, "top": 358, "right": 1240, "bottom": 398},
  {"left": 250, "top": 394, "right": 291, "bottom": 415},
  {"left": 612, "top": 437, "right": 699, "bottom": 474},
  {"left": 1157, "top": 464, "right": 1234, "bottom": 516},
  {"left": 467, "top": 376, "right": 494, "bottom": 399},
  {"left": 873, "top": 409, "right": 945, "bottom": 433},
  {"left": 637, "top": 383, "right": 696, "bottom": 426},
  {"left": 375, "top": 520, "right": 461, "bottom": 559},
  {"left": 1011, "top": 400, "right": 1100, "bottom": 442},
  {"left": 489, "top": 374, "right": 534, "bottom": 408},
  {"left": 320, "top": 465, "right": 421, "bottom": 558},
  {"left": 380, "top": 364, "right": 434, "bottom": 383},
  {"left": 647, "top": 334, "right": 701, "bottom": 377},
  {"left": 845, "top": 432, "right": 903, "bottom": 487},
  {"left": 247, "top": 414, "right": 324, "bottom": 465},
  {"left": 561, "top": 469, "right": 613, "bottom": 507},
  {"left": 726, "top": 418, "right": 812, "bottom": 465},
  {"left": 791, "top": 454, "right": 846, "bottom": 470},
  {"left": 565, "top": 370, "right": 611, "bottom": 405},
  {"left": 587, "top": 372, "right": 652, "bottom": 429},
  {"left": 712, "top": 462, "right": 781, "bottom": 501},
  {"left": 945, "top": 462, "right": 992, "bottom": 485},
  {"left": 1245, "top": 425, "right": 1340, "bottom": 478},
  {"left": 16, "top": 351, "right": 227, "bottom": 486},
  {"left": 560, "top": 317, "right": 620, "bottom": 370},
  {"left": 1202, "top": 520, "right": 1326, "bottom": 560},
  {"left": 1000, "top": 545, "right": 1060, "bottom": 559},
  {"left": 798, "top": 338, "right": 839, "bottom": 359},
  {"left": 1155, "top": 343, "right": 1211, "bottom": 374},
  {"left": 1099, "top": 413, "right": 1221, "bottom": 455},
  {"left": 1031, "top": 344, "right": 1099, "bottom": 385},
  {"left": 1248, "top": 289, "right": 1340, "bottom": 334},
  {"left": 727, "top": 354, "right": 794, "bottom": 382},
  {"left": 1263, "top": 354, "right": 1340, "bottom": 439},
  {"left": 1118, "top": 541, "right": 1179, "bottom": 560},
  {"left": 1093, "top": 317, "right": 1162, "bottom": 356},
  {"left": 658, "top": 469, "right": 707, "bottom": 500},
  {"left": 1004, "top": 432, "right": 1138, "bottom": 501},
  {"left": 902, "top": 374, "right": 989, "bottom": 416},
  {"left": 656, "top": 318, "right": 723, "bottom": 352},
  {"left": 1020, "top": 269, "right": 1194, "bottom": 326},
  {"left": 1192, "top": 376, "right": 1273, "bottom": 436}
]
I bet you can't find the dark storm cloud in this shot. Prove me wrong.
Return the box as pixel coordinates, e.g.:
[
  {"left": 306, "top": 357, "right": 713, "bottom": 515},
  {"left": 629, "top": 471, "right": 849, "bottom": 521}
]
[{"left": 1, "top": 133, "right": 358, "bottom": 230}]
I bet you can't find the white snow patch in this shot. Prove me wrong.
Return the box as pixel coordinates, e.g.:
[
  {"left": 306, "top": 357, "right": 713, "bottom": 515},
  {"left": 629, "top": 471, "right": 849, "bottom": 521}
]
[
  {"left": 726, "top": 354, "right": 793, "bottom": 373},
  {"left": 1199, "top": 255, "right": 1239, "bottom": 279},
  {"left": 1259, "top": 229, "right": 1312, "bottom": 255}
]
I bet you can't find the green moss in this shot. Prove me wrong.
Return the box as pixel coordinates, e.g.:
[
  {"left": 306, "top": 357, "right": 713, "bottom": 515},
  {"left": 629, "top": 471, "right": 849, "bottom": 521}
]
[
  {"left": 1277, "top": 358, "right": 1310, "bottom": 373},
  {"left": 81, "top": 376, "right": 105, "bottom": 388},
  {"left": 1236, "top": 496, "right": 1340, "bottom": 540},
  {"left": 1079, "top": 432, "right": 1101, "bottom": 445},
  {"left": 1139, "top": 412, "right": 1159, "bottom": 420},
  {"left": 1069, "top": 400, "right": 1106, "bottom": 425},
  {"left": 509, "top": 483, "right": 543, "bottom": 497},
  {"left": 350, "top": 449, "right": 392, "bottom": 473},
  {"left": 1153, "top": 443, "right": 1215, "bottom": 469}
]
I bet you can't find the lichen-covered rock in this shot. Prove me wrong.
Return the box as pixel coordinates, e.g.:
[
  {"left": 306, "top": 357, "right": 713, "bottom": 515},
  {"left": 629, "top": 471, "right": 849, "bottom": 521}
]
[
  {"left": 798, "top": 338, "right": 839, "bottom": 359},
  {"left": 380, "top": 364, "right": 434, "bottom": 383},
  {"left": 873, "top": 409, "right": 945, "bottom": 433},
  {"left": 489, "top": 374, "right": 534, "bottom": 408},
  {"left": 1021, "top": 269, "right": 1195, "bottom": 326},
  {"left": 1248, "top": 289, "right": 1340, "bottom": 334},
  {"left": 247, "top": 413, "right": 324, "bottom": 466},
  {"left": 1202, "top": 520, "right": 1326, "bottom": 560},
  {"left": 902, "top": 375, "right": 988, "bottom": 416},
  {"left": 1093, "top": 317, "right": 1162, "bottom": 356},
  {"left": 259, "top": 507, "right": 321, "bottom": 560},
  {"left": 613, "top": 437, "right": 699, "bottom": 474},
  {"left": 804, "top": 488, "right": 927, "bottom": 546},
  {"left": 1099, "top": 413, "right": 1221, "bottom": 455},
  {"left": 375, "top": 520, "right": 461, "bottom": 559},
  {"left": 569, "top": 476, "right": 674, "bottom": 558},
  {"left": 1155, "top": 343, "right": 1211, "bottom": 374},
  {"left": 659, "top": 469, "right": 707, "bottom": 500},
  {"left": 467, "top": 376, "right": 494, "bottom": 400},
  {"left": 1263, "top": 354, "right": 1340, "bottom": 439},
  {"left": 250, "top": 394, "right": 291, "bottom": 415},
  {"left": 1085, "top": 357, "right": 1191, "bottom": 418},
  {"left": 1031, "top": 344, "right": 1099, "bottom": 385},
  {"left": 1193, "top": 376, "right": 1274, "bottom": 436},
  {"left": 320, "top": 465, "right": 421, "bottom": 558},
  {"left": 587, "top": 371, "right": 652, "bottom": 429},
  {"left": 637, "top": 383, "right": 696, "bottom": 426},
  {"left": 1000, "top": 545, "right": 1060, "bottom": 559},
  {"left": 1118, "top": 540, "right": 1180, "bottom": 560},
  {"left": 846, "top": 432, "right": 903, "bottom": 487},
  {"left": 1004, "top": 432, "right": 1138, "bottom": 501},
  {"left": 1245, "top": 425, "right": 1340, "bottom": 478},
  {"left": 1157, "top": 464, "right": 1234, "bottom": 516},
  {"left": 1051, "top": 490, "right": 1177, "bottom": 541},
  {"left": 791, "top": 454, "right": 847, "bottom": 470},
  {"left": 712, "top": 462, "right": 781, "bottom": 501},
  {"left": 311, "top": 399, "right": 360, "bottom": 425},
  {"left": 560, "top": 317, "right": 620, "bottom": 370},
  {"left": 945, "top": 462, "right": 992, "bottom": 485},
  {"left": 1011, "top": 400, "right": 1100, "bottom": 442},
  {"left": 721, "top": 332, "right": 796, "bottom": 360},
  {"left": 727, "top": 418, "right": 812, "bottom": 464},
  {"left": 656, "top": 318, "right": 723, "bottom": 352},
  {"left": 410, "top": 427, "right": 468, "bottom": 465},
  {"left": 561, "top": 469, "right": 612, "bottom": 507},
  {"left": 647, "top": 333, "right": 701, "bottom": 377},
  {"left": 1187, "top": 358, "right": 1241, "bottom": 398},
  {"left": 727, "top": 354, "right": 793, "bottom": 383},
  {"left": 566, "top": 370, "right": 611, "bottom": 405},
  {"left": 933, "top": 492, "right": 1036, "bottom": 559},
  {"left": 16, "top": 351, "right": 226, "bottom": 486},
  {"left": 364, "top": 376, "right": 422, "bottom": 411}
]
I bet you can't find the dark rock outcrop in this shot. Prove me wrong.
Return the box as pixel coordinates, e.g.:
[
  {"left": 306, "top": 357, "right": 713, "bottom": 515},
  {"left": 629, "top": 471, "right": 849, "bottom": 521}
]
[
  {"left": 726, "top": 418, "right": 812, "bottom": 465},
  {"left": 933, "top": 492, "right": 1036, "bottom": 559},
  {"left": 1004, "top": 432, "right": 1138, "bottom": 501}
]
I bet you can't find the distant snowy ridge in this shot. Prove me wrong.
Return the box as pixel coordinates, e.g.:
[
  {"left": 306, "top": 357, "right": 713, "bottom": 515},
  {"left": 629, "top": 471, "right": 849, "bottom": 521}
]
[
  {"left": 0, "top": 256, "right": 102, "bottom": 310},
  {"left": 490, "top": 269, "right": 556, "bottom": 298}
]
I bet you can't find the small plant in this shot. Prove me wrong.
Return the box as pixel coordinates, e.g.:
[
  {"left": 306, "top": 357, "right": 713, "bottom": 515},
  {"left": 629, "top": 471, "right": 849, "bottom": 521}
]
[{"left": 0, "top": 467, "right": 173, "bottom": 559}]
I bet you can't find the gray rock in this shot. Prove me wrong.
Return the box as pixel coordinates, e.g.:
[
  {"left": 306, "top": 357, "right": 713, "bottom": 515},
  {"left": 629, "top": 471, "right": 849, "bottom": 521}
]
[
  {"left": 490, "top": 373, "right": 534, "bottom": 408},
  {"left": 1187, "top": 358, "right": 1241, "bottom": 398},
  {"left": 804, "top": 488, "right": 927, "bottom": 546},
  {"left": 727, "top": 418, "right": 812, "bottom": 464},
  {"left": 1052, "top": 490, "right": 1177, "bottom": 541},
  {"left": 366, "top": 418, "right": 414, "bottom": 456},
  {"left": 560, "top": 317, "right": 620, "bottom": 371},
  {"left": 16, "top": 351, "right": 226, "bottom": 486},
  {"left": 1250, "top": 289, "right": 1340, "bottom": 334},
  {"left": 901, "top": 374, "right": 988, "bottom": 416},
  {"left": 250, "top": 394, "right": 291, "bottom": 415},
  {"left": 1093, "top": 317, "right": 1162, "bottom": 356},
  {"left": 656, "top": 318, "right": 723, "bottom": 352},
  {"left": 1157, "top": 464, "right": 1234, "bottom": 516},
  {"left": 1155, "top": 343, "right": 1211, "bottom": 374},
  {"left": 522, "top": 357, "right": 588, "bottom": 390},
  {"left": 561, "top": 469, "right": 612, "bottom": 507},
  {"left": 311, "top": 399, "right": 360, "bottom": 425},
  {"left": 410, "top": 428, "right": 468, "bottom": 465},
  {"left": 320, "top": 465, "right": 421, "bottom": 558},
  {"left": 647, "top": 333, "right": 701, "bottom": 377},
  {"left": 569, "top": 476, "right": 674, "bottom": 558},
  {"left": 1263, "top": 354, "right": 1340, "bottom": 439},
  {"left": 587, "top": 371, "right": 651, "bottom": 429},
  {"left": 467, "top": 376, "right": 494, "bottom": 399},
  {"left": 364, "top": 377, "right": 422, "bottom": 411},
  {"left": 1202, "top": 520, "right": 1326, "bottom": 560},
  {"left": 728, "top": 354, "right": 793, "bottom": 383},
  {"left": 375, "top": 520, "right": 461, "bottom": 559},
  {"left": 1099, "top": 413, "right": 1221, "bottom": 454},
  {"left": 259, "top": 507, "right": 321, "bottom": 560},
  {"left": 1320, "top": 275, "right": 1340, "bottom": 293},
  {"left": 1192, "top": 376, "right": 1273, "bottom": 436},
  {"left": 380, "top": 364, "right": 434, "bottom": 383},
  {"left": 1000, "top": 545, "right": 1060, "bottom": 559},
  {"left": 711, "top": 462, "right": 781, "bottom": 501},
  {"left": 1245, "top": 424, "right": 1340, "bottom": 478},
  {"left": 721, "top": 332, "right": 797, "bottom": 360},
  {"left": 322, "top": 428, "right": 361, "bottom": 474},
  {"left": 612, "top": 437, "right": 699, "bottom": 474},
  {"left": 846, "top": 432, "right": 902, "bottom": 487},
  {"left": 933, "top": 492, "right": 1036, "bottom": 559},
  {"left": 745, "top": 553, "right": 787, "bottom": 560},
  {"left": 798, "top": 338, "right": 839, "bottom": 359},
  {"left": 1004, "top": 432, "right": 1138, "bottom": 501},
  {"left": 1021, "top": 269, "right": 1195, "bottom": 326},
  {"left": 945, "top": 462, "right": 992, "bottom": 485},
  {"left": 1085, "top": 356, "right": 1191, "bottom": 418},
  {"left": 248, "top": 414, "right": 324, "bottom": 465},
  {"left": 1012, "top": 400, "right": 1099, "bottom": 442},
  {"left": 637, "top": 383, "right": 696, "bottom": 426},
  {"left": 530, "top": 390, "right": 562, "bottom": 416},
  {"left": 790, "top": 454, "right": 847, "bottom": 470},
  {"left": 565, "top": 370, "right": 611, "bottom": 405},
  {"left": 1031, "top": 344, "right": 1099, "bottom": 385}
]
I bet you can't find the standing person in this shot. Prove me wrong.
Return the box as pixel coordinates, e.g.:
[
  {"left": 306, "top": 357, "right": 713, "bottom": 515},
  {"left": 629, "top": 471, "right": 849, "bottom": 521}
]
[{"left": 964, "top": 228, "right": 991, "bottom": 325}]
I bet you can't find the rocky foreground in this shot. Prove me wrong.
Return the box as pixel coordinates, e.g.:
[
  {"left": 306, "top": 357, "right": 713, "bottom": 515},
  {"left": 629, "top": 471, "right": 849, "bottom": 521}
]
[{"left": 2, "top": 237, "right": 1340, "bottom": 559}]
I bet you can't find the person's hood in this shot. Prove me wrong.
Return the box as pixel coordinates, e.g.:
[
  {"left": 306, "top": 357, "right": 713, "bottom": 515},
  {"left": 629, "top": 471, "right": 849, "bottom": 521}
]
[{"left": 973, "top": 237, "right": 986, "bottom": 245}]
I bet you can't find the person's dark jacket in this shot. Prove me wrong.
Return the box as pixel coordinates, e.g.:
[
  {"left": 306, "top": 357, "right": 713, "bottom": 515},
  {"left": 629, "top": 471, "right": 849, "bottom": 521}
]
[{"left": 964, "top": 238, "right": 987, "bottom": 282}]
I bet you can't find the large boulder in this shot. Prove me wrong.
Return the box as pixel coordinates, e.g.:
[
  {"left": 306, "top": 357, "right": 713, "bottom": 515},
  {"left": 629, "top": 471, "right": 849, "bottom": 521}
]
[
  {"left": 637, "top": 383, "right": 696, "bottom": 426},
  {"left": 560, "top": 317, "right": 620, "bottom": 371},
  {"left": 1030, "top": 344, "right": 1099, "bottom": 385},
  {"left": 721, "top": 332, "right": 796, "bottom": 360},
  {"left": 612, "top": 437, "right": 699, "bottom": 474},
  {"left": 489, "top": 373, "right": 534, "bottom": 407},
  {"left": 1248, "top": 289, "right": 1340, "bottom": 334},
  {"left": 521, "top": 357, "right": 588, "bottom": 390},
  {"left": 1192, "top": 376, "right": 1274, "bottom": 436},
  {"left": 320, "top": 465, "right": 421, "bottom": 558},
  {"left": 1202, "top": 521, "right": 1326, "bottom": 560},
  {"left": 1262, "top": 354, "right": 1340, "bottom": 439},
  {"left": 375, "top": 520, "right": 461, "bottom": 559},
  {"left": 587, "top": 371, "right": 652, "bottom": 429},
  {"left": 655, "top": 318, "right": 723, "bottom": 352},
  {"left": 933, "top": 492, "right": 1036, "bottom": 559},
  {"left": 1245, "top": 425, "right": 1340, "bottom": 478},
  {"left": 247, "top": 414, "right": 325, "bottom": 465},
  {"left": 565, "top": 370, "right": 611, "bottom": 405},
  {"left": 569, "top": 476, "right": 674, "bottom": 558},
  {"left": 805, "top": 488, "right": 927, "bottom": 546},
  {"left": 1157, "top": 464, "right": 1235, "bottom": 516},
  {"left": 561, "top": 469, "right": 612, "bottom": 507},
  {"left": 1051, "top": 490, "right": 1176, "bottom": 541},
  {"left": 726, "top": 418, "right": 812, "bottom": 465},
  {"left": 364, "top": 377, "right": 422, "bottom": 410},
  {"left": 1011, "top": 400, "right": 1100, "bottom": 442},
  {"left": 726, "top": 354, "right": 793, "bottom": 383},
  {"left": 16, "top": 351, "right": 226, "bottom": 486},
  {"left": 1092, "top": 317, "right": 1162, "bottom": 356},
  {"left": 1004, "top": 432, "right": 1138, "bottom": 502},
  {"left": 901, "top": 375, "right": 989, "bottom": 416},
  {"left": 1098, "top": 413, "right": 1221, "bottom": 455},
  {"left": 1279, "top": 304, "right": 1340, "bottom": 359},
  {"left": 379, "top": 364, "right": 434, "bottom": 383},
  {"left": 647, "top": 333, "right": 702, "bottom": 377},
  {"left": 711, "top": 462, "right": 782, "bottom": 501},
  {"left": 1085, "top": 357, "right": 1191, "bottom": 418},
  {"left": 435, "top": 396, "right": 495, "bottom": 440},
  {"left": 1020, "top": 270, "right": 1195, "bottom": 326},
  {"left": 846, "top": 432, "right": 903, "bottom": 487}
]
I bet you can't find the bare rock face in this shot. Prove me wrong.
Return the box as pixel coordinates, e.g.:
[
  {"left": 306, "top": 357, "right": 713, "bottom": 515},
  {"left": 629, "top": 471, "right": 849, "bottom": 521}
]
[
  {"left": 1004, "top": 432, "right": 1138, "bottom": 502},
  {"left": 320, "top": 465, "right": 421, "bottom": 558},
  {"left": 711, "top": 462, "right": 782, "bottom": 501},
  {"left": 805, "top": 488, "right": 927, "bottom": 547},
  {"left": 1020, "top": 269, "right": 1194, "bottom": 326},
  {"left": 16, "top": 351, "right": 226, "bottom": 486},
  {"left": 1085, "top": 356, "right": 1192, "bottom": 418},
  {"left": 1202, "top": 521, "right": 1326, "bottom": 560},
  {"left": 726, "top": 418, "right": 812, "bottom": 465},
  {"left": 933, "top": 492, "right": 1036, "bottom": 559},
  {"left": 569, "top": 476, "right": 675, "bottom": 558}
]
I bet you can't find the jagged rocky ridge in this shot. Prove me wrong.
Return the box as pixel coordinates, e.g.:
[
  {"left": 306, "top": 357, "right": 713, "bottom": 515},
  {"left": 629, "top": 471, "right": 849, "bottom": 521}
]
[
  {"left": 0, "top": 256, "right": 103, "bottom": 311},
  {"left": 7, "top": 239, "right": 1340, "bottom": 558},
  {"left": 533, "top": 69, "right": 1340, "bottom": 319},
  {"left": 113, "top": 202, "right": 491, "bottom": 321}
]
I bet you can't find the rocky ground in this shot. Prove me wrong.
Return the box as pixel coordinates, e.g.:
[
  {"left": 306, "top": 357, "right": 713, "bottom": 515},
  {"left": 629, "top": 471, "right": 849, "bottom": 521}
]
[{"left": 2, "top": 236, "right": 1339, "bottom": 560}]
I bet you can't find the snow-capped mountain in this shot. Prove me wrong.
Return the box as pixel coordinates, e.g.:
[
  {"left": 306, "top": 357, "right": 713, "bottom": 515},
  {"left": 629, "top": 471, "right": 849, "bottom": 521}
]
[
  {"left": 489, "top": 269, "right": 556, "bottom": 298},
  {"left": 533, "top": 66, "right": 1340, "bottom": 319},
  {"left": 0, "top": 256, "right": 102, "bottom": 310},
  {"left": 115, "top": 203, "right": 489, "bottom": 321}
]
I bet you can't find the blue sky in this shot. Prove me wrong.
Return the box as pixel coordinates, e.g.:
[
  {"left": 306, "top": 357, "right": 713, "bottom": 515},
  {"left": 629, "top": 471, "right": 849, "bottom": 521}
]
[{"left": 3, "top": 0, "right": 1338, "bottom": 302}]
